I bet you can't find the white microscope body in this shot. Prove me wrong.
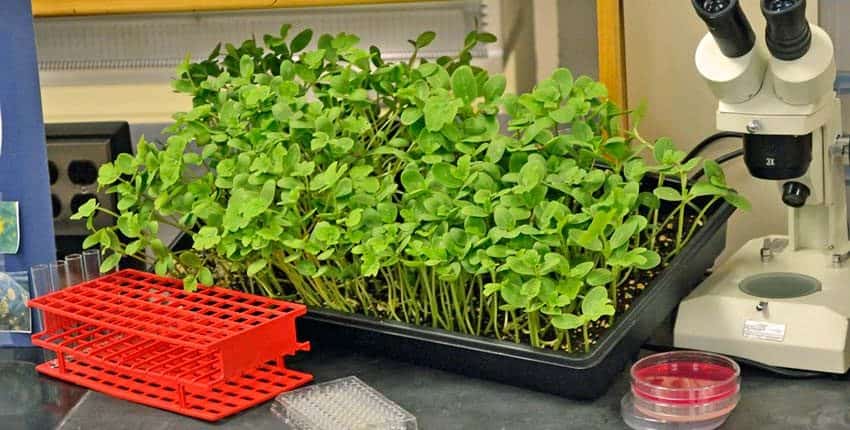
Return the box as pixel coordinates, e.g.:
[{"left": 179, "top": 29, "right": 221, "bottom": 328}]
[{"left": 674, "top": 0, "right": 850, "bottom": 372}]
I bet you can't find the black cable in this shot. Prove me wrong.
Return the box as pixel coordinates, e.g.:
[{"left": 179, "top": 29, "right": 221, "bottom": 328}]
[
  {"left": 690, "top": 149, "right": 744, "bottom": 181},
  {"left": 683, "top": 131, "right": 744, "bottom": 162}
]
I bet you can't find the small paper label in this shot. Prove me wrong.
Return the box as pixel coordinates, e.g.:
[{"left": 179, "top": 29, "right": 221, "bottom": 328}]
[
  {"left": 0, "top": 201, "right": 19, "bottom": 254},
  {"left": 743, "top": 320, "right": 786, "bottom": 342}
]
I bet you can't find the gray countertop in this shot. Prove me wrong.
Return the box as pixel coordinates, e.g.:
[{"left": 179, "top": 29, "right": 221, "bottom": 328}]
[{"left": 0, "top": 345, "right": 842, "bottom": 430}]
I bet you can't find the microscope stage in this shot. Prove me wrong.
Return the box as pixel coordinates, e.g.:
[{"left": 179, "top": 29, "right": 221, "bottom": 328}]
[{"left": 674, "top": 236, "right": 850, "bottom": 373}]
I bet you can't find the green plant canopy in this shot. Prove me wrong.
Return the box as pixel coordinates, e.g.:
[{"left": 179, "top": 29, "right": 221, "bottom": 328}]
[{"left": 74, "top": 26, "right": 747, "bottom": 353}]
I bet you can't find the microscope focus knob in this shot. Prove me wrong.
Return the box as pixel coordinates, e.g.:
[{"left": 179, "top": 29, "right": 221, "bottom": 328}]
[{"left": 782, "top": 181, "right": 810, "bottom": 207}]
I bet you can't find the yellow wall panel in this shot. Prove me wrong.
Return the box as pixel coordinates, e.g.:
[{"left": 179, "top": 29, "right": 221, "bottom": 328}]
[{"left": 33, "top": 0, "right": 428, "bottom": 17}]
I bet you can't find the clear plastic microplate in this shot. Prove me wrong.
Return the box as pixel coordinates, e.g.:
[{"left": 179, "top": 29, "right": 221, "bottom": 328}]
[{"left": 271, "top": 376, "right": 417, "bottom": 430}]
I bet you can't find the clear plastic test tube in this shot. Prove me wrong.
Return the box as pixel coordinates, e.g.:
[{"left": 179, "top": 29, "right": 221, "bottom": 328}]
[
  {"left": 82, "top": 249, "right": 101, "bottom": 281},
  {"left": 30, "top": 264, "right": 53, "bottom": 331},
  {"left": 65, "top": 254, "right": 84, "bottom": 286},
  {"left": 30, "top": 264, "right": 53, "bottom": 297},
  {"left": 49, "top": 260, "right": 69, "bottom": 290}
]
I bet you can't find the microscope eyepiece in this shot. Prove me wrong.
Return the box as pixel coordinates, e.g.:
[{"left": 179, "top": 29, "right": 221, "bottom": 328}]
[
  {"left": 762, "top": 0, "right": 811, "bottom": 61},
  {"left": 692, "top": 0, "right": 755, "bottom": 58}
]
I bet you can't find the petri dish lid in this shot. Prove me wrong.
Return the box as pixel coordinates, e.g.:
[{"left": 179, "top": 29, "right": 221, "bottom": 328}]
[
  {"left": 631, "top": 351, "right": 740, "bottom": 405},
  {"left": 621, "top": 394, "right": 730, "bottom": 430}
]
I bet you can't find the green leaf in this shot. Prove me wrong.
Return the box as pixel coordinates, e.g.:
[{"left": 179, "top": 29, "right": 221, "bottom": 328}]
[
  {"left": 239, "top": 55, "right": 254, "bottom": 78},
  {"left": 415, "top": 31, "right": 436, "bottom": 48},
  {"left": 400, "top": 107, "right": 423, "bottom": 125},
  {"left": 280, "top": 60, "right": 295, "bottom": 80},
  {"left": 290, "top": 29, "right": 314, "bottom": 53},
  {"left": 279, "top": 23, "right": 292, "bottom": 39},
  {"left": 690, "top": 181, "right": 726, "bottom": 197},
  {"left": 70, "top": 198, "right": 99, "bottom": 220},
  {"left": 82, "top": 232, "right": 102, "bottom": 250},
  {"left": 183, "top": 276, "right": 198, "bottom": 291},
  {"left": 247, "top": 259, "right": 267, "bottom": 276},
  {"left": 97, "top": 163, "right": 120, "bottom": 186},
  {"left": 100, "top": 253, "right": 121, "bottom": 274},
  {"left": 609, "top": 218, "right": 639, "bottom": 250},
  {"left": 493, "top": 206, "right": 514, "bottom": 230},
  {"left": 483, "top": 283, "right": 501, "bottom": 296},
  {"left": 179, "top": 252, "right": 203, "bottom": 269},
  {"left": 521, "top": 117, "right": 555, "bottom": 145},
  {"left": 423, "top": 97, "right": 458, "bottom": 131},
  {"left": 587, "top": 268, "right": 613, "bottom": 286},
  {"left": 552, "top": 313, "right": 585, "bottom": 330},
  {"left": 654, "top": 187, "right": 682, "bottom": 201},
  {"left": 653, "top": 137, "right": 674, "bottom": 163},
  {"left": 432, "top": 163, "right": 464, "bottom": 188},
  {"left": 724, "top": 192, "right": 751, "bottom": 211},
  {"left": 518, "top": 154, "right": 546, "bottom": 191},
  {"left": 401, "top": 168, "right": 425, "bottom": 191},
  {"left": 311, "top": 221, "right": 342, "bottom": 244},
  {"left": 451, "top": 65, "right": 478, "bottom": 103},
  {"left": 582, "top": 286, "right": 615, "bottom": 321},
  {"left": 486, "top": 135, "right": 508, "bottom": 163},
  {"left": 624, "top": 159, "right": 648, "bottom": 182},
  {"left": 570, "top": 262, "right": 595, "bottom": 278},
  {"left": 115, "top": 153, "right": 136, "bottom": 174},
  {"left": 500, "top": 279, "right": 530, "bottom": 308},
  {"left": 310, "top": 161, "right": 347, "bottom": 191},
  {"left": 549, "top": 104, "right": 576, "bottom": 123},
  {"left": 635, "top": 249, "right": 661, "bottom": 270},
  {"left": 520, "top": 278, "right": 542, "bottom": 296},
  {"left": 198, "top": 268, "right": 214, "bottom": 286},
  {"left": 482, "top": 75, "right": 506, "bottom": 101},
  {"left": 703, "top": 159, "right": 725, "bottom": 182},
  {"left": 551, "top": 68, "right": 574, "bottom": 97},
  {"left": 125, "top": 240, "right": 143, "bottom": 256},
  {"left": 193, "top": 226, "right": 221, "bottom": 250},
  {"left": 475, "top": 32, "right": 498, "bottom": 43},
  {"left": 259, "top": 180, "right": 276, "bottom": 205}
]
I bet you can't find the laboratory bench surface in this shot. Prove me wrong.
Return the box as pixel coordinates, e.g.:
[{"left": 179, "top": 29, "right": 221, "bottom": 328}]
[{"left": 5, "top": 345, "right": 850, "bottom": 430}]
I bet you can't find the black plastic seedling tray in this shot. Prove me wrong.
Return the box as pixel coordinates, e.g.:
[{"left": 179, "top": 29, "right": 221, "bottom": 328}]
[{"left": 297, "top": 197, "right": 735, "bottom": 400}]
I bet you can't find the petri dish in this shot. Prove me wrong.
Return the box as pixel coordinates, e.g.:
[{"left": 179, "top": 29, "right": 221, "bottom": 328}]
[{"left": 622, "top": 351, "right": 741, "bottom": 429}]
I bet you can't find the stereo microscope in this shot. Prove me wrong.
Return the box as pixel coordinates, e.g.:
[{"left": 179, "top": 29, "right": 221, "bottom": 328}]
[{"left": 674, "top": 0, "right": 850, "bottom": 373}]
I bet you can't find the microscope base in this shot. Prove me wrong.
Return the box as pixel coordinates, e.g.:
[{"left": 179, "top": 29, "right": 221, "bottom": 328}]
[{"left": 674, "top": 236, "right": 850, "bottom": 373}]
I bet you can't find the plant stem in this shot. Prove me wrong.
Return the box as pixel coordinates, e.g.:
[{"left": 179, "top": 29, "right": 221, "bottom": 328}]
[
  {"left": 510, "top": 310, "right": 520, "bottom": 343},
  {"left": 582, "top": 322, "right": 590, "bottom": 353},
  {"left": 609, "top": 265, "right": 621, "bottom": 322},
  {"left": 677, "top": 172, "right": 688, "bottom": 246},
  {"left": 669, "top": 196, "right": 721, "bottom": 259},
  {"left": 650, "top": 173, "right": 665, "bottom": 251},
  {"left": 475, "top": 277, "right": 484, "bottom": 336},
  {"left": 528, "top": 310, "right": 541, "bottom": 348}
]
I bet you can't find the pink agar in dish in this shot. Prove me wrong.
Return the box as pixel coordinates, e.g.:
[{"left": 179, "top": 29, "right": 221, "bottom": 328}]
[
  {"left": 627, "top": 351, "right": 741, "bottom": 424},
  {"left": 633, "top": 361, "right": 738, "bottom": 404}
]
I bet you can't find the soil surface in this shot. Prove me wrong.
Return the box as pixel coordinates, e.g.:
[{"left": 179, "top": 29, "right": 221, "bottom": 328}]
[{"left": 564, "top": 214, "right": 701, "bottom": 353}]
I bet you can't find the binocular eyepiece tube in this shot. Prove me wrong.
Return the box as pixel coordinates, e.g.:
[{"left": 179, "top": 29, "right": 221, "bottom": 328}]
[
  {"left": 692, "top": 0, "right": 756, "bottom": 58},
  {"left": 762, "top": 0, "right": 811, "bottom": 61},
  {"left": 693, "top": 0, "right": 812, "bottom": 61}
]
